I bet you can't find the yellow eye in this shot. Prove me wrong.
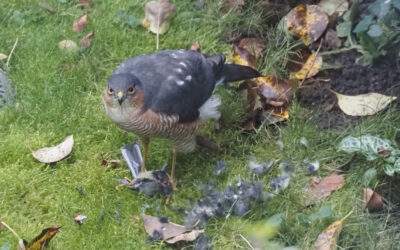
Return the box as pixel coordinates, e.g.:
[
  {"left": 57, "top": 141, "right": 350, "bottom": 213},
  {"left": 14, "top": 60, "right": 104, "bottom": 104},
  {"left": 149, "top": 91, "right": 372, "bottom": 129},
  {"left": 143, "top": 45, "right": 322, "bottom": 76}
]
[
  {"left": 128, "top": 87, "right": 135, "bottom": 93},
  {"left": 108, "top": 88, "right": 114, "bottom": 95}
]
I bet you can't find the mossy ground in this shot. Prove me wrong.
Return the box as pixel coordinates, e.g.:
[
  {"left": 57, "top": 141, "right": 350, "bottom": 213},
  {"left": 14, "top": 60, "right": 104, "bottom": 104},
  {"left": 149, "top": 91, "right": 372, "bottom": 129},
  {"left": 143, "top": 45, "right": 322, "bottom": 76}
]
[{"left": 1, "top": 1, "right": 400, "bottom": 249}]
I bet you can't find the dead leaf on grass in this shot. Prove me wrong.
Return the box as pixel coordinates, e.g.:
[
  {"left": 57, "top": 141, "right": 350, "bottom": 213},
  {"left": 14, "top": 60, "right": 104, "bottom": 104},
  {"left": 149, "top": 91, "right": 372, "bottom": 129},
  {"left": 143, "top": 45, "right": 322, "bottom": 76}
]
[
  {"left": 285, "top": 4, "right": 329, "bottom": 45},
  {"left": 24, "top": 226, "right": 61, "bottom": 250},
  {"left": 143, "top": 0, "right": 176, "bottom": 35},
  {"left": 142, "top": 214, "right": 203, "bottom": 244},
  {"left": 73, "top": 14, "right": 88, "bottom": 32},
  {"left": 290, "top": 52, "right": 322, "bottom": 80},
  {"left": 32, "top": 135, "right": 74, "bottom": 164},
  {"left": 334, "top": 92, "right": 397, "bottom": 116},
  {"left": 305, "top": 173, "right": 344, "bottom": 205},
  {"left": 231, "top": 44, "right": 256, "bottom": 68},
  {"left": 257, "top": 76, "right": 293, "bottom": 107},
  {"left": 58, "top": 40, "right": 79, "bottom": 53},
  {"left": 318, "top": 0, "right": 349, "bottom": 17},
  {"left": 314, "top": 211, "right": 352, "bottom": 250},
  {"left": 222, "top": 0, "right": 245, "bottom": 12},
  {"left": 80, "top": 31, "right": 95, "bottom": 48},
  {"left": 238, "top": 37, "right": 265, "bottom": 59},
  {"left": 79, "top": 0, "right": 91, "bottom": 7},
  {"left": 0, "top": 53, "right": 8, "bottom": 61},
  {"left": 190, "top": 42, "right": 201, "bottom": 52},
  {"left": 363, "top": 188, "right": 383, "bottom": 211}
]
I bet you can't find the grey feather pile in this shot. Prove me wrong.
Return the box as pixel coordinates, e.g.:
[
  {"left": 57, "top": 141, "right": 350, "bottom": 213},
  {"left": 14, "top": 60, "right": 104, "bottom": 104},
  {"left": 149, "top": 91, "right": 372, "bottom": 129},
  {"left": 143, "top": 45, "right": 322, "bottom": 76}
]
[{"left": 0, "top": 69, "right": 15, "bottom": 109}]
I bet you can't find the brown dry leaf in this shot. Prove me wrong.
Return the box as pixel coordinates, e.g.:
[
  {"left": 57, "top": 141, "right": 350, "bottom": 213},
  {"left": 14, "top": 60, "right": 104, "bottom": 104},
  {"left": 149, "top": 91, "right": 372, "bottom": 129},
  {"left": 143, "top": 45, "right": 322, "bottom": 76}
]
[
  {"left": 80, "top": 31, "right": 95, "bottom": 48},
  {"left": 142, "top": 214, "right": 203, "bottom": 244},
  {"left": 256, "top": 76, "right": 293, "bottom": 107},
  {"left": 143, "top": 0, "right": 176, "bottom": 35},
  {"left": 314, "top": 212, "right": 352, "bottom": 250},
  {"left": 238, "top": 37, "right": 265, "bottom": 59},
  {"left": 32, "top": 135, "right": 74, "bottom": 164},
  {"left": 318, "top": 0, "right": 348, "bottom": 16},
  {"left": 0, "top": 53, "right": 8, "bottom": 61},
  {"left": 231, "top": 44, "right": 256, "bottom": 68},
  {"left": 25, "top": 226, "right": 61, "bottom": 250},
  {"left": 190, "top": 42, "right": 201, "bottom": 52},
  {"left": 222, "top": 0, "right": 245, "bottom": 12},
  {"left": 286, "top": 4, "right": 329, "bottom": 45},
  {"left": 79, "top": 0, "right": 91, "bottom": 7},
  {"left": 334, "top": 92, "right": 397, "bottom": 116},
  {"left": 363, "top": 188, "right": 384, "bottom": 211},
  {"left": 305, "top": 173, "right": 345, "bottom": 205},
  {"left": 73, "top": 14, "right": 88, "bottom": 32},
  {"left": 290, "top": 52, "right": 322, "bottom": 80}
]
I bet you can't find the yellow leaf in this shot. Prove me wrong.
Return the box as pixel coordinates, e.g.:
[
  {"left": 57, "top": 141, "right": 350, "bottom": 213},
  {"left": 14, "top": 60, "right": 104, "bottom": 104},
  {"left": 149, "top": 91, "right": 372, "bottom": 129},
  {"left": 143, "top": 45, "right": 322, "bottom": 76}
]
[
  {"left": 285, "top": 5, "right": 328, "bottom": 45},
  {"left": 143, "top": 0, "right": 176, "bottom": 35},
  {"left": 25, "top": 226, "right": 60, "bottom": 250},
  {"left": 335, "top": 92, "right": 397, "bottom": 116},
  {"left": 230, "top": 45, "right": 256, "bottom": 68},
  {"left": 314, "top": 211, "right": 352, "bottom": 250},
  {"left": 290, "top": 53, "right": 322, "bottom": 80}
]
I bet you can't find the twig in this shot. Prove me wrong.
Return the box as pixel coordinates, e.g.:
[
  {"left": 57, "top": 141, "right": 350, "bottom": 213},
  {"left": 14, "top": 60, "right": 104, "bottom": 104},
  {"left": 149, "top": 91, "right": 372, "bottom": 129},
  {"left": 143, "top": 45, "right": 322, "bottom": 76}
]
[
  {"left": 238, "top": 234, "right": 255, "bottom": 250},
  {"left": 0, "top": 220, "right": 22, "bottom": 240},
  {"left": 6, "top": 38, "right": 18, "bottom": 69},
  {"left": 319, "top": 47, "right": 357, "bottom": 56},
  {"left": 299, "top": 39, "right": 323, "bottom": 87}
]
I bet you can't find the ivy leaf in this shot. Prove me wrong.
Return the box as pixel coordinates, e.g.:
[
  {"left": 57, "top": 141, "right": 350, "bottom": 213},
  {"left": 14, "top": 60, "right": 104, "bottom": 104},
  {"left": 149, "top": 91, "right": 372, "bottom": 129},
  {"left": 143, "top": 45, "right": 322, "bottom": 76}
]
[
  {"left": 367, "top": 24, "right": 383, "bottom": 37},
  {"left": 368, "top": 0, "right": 391, "bottom": 19},
  {"left": 362, "top": 168, "right": 377, "bottom": 186},
  {"left": 353, "top": 15, "right": 374, "bottom": 33},
  {"left": 336, "top": 21, "right": 352, "bottom": 37},
  {"left": 393, "top": 0, "right": 400, "bottom": 11}
]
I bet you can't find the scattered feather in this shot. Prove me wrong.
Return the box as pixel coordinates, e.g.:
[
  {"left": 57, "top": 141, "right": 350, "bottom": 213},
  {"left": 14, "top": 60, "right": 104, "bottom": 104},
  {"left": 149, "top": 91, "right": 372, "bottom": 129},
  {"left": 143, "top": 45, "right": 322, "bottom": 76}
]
[
  {"left": 299, "top": 137, "right": 309, "bottom": 148},
  {"left": 121, "top": 142, "right": 143, "bottom": 178},
  {"left": 305, "top": 160, "right": 320, "bottom": 174},
  {"left": 74, "top": 214, "right": 87, "bottom": 225},
  {"left": 73, "top": 14, "right": 88, "bottom": 32},
  {"left": 58, "top": 40, "right": 79, "bottom": 53},
  {"left": 213, "top": 160, "right": 227, "bottom": 176},
  {"left": 248, "top": 159, "right": 273, "bottom": 175},
  {"left": 32, "top": 135, "right": 74, "bottom": 164}
]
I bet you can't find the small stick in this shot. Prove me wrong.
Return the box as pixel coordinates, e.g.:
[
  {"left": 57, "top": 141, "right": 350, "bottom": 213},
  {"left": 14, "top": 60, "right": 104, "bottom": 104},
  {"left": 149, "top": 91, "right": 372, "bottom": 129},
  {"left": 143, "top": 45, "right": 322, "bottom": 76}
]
[
  {"left": 238, "top": 234, "right": 255, "bottom": 250},
  {"left": 6, "top": 38, "right": 19, "bottom": 69},
  {"left": 0, "top": 220, "right": 22, "bottom": 240}
]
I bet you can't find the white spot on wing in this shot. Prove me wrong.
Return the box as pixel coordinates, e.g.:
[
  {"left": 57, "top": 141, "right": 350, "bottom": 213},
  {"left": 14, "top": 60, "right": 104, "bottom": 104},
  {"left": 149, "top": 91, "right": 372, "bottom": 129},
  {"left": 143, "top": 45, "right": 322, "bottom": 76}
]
[
  {"left": 175, "top": 68, "right": 183, "bottom": 73},
  {"left": 199, "top": 95, "right": 221, "bottom": 120},
  {"left": 185, "top": 75, "right": 192, "bottom": 81},
  {"left": 179, "top": 62, "right": 187, "bottom": 68},
  {"left": 170, "top": 53, "right": 178, "bottom": 59},
  {"left": 176, "top": 80, "right": 185, "bottom": 86}
]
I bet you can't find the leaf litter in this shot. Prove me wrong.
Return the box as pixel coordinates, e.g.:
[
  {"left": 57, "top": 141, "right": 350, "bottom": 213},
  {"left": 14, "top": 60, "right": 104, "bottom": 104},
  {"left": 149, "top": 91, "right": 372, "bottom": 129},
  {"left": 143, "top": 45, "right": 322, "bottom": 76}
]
[
  {"left": 304, "top": 173, "right": 345, "bottom": 206},
  {"left": 73, "top": 14, "right": 88, "bottom": 32},
  {"left": 362, "top": 188, "right": 384, "bottom": 211}
]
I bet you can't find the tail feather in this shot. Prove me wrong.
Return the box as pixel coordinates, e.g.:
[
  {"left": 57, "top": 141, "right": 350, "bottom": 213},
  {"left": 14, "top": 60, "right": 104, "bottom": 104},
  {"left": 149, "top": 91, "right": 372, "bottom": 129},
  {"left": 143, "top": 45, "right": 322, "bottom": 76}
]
[{"left": 220, "top": 64, "right": 260, "bottom": 83}]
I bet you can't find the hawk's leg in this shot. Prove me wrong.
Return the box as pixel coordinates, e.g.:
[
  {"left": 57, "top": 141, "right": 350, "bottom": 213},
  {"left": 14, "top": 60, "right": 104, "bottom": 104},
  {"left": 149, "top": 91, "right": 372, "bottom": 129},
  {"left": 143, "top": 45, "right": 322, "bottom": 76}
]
[
  {"left": 141, "top": 136, "right": 150, "bottom": 172},
  {"left": 170, "top": 146, "right": 177, "bottom": 190}
]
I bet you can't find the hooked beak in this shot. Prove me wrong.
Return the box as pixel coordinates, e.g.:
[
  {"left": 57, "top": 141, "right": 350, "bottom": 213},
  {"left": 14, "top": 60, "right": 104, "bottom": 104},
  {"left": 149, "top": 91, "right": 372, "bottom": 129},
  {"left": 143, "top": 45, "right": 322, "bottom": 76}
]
[{"left": 116, "top": 91, "right": 126, "bottom": 105}]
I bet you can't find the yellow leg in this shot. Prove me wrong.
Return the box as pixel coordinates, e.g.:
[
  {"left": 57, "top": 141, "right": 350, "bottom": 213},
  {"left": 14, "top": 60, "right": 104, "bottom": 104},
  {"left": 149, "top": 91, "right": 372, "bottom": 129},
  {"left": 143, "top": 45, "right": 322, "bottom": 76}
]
[
  {"left": 141, "top": 137, "right": 150, "bottom": 172},
  {"left": 170, "top": 146, "right": 177, "bottom": 190}
]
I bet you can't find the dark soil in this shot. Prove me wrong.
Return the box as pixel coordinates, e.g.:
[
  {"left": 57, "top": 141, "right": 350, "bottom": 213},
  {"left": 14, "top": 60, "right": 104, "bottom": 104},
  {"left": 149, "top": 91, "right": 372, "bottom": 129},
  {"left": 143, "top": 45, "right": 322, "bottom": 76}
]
[{"left": 297, "top": 50, "right": 400, "bottom": 129}]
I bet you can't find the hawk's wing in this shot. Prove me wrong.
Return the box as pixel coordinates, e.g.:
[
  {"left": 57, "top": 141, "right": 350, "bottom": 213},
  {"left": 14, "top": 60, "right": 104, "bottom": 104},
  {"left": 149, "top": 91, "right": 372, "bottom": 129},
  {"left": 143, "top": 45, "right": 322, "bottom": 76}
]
[{"left": 114, "top": 50, "right": 219, "bottom": 122}]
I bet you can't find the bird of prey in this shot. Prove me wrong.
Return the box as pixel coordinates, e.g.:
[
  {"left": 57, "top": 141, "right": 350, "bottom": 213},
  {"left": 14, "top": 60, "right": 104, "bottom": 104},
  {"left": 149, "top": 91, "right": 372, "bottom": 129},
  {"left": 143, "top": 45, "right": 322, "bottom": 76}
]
[{"left": 103, "top": 49, "right": 260, "bottom": 186}]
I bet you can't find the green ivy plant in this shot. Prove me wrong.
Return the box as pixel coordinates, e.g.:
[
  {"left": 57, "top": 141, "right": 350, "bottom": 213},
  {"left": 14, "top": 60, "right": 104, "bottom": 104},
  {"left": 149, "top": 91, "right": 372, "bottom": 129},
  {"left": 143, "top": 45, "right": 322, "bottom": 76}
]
[{"left": 336, "top": 0, "right": 400, "bottom": 64}]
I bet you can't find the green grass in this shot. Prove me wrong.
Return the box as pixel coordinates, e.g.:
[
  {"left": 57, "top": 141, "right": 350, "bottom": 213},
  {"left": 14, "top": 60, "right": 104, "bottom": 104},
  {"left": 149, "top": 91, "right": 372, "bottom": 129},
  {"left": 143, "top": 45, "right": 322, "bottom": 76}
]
[{"left": 1, "top": 0, "right": 400, "bottom": 249}]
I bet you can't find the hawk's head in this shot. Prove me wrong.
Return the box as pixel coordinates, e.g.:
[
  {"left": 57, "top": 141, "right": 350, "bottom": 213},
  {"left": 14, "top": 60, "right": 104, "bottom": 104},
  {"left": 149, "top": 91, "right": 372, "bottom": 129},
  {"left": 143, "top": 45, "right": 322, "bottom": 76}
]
[{"left": 103, "top": 73, "right": 143, "bottom": 109}]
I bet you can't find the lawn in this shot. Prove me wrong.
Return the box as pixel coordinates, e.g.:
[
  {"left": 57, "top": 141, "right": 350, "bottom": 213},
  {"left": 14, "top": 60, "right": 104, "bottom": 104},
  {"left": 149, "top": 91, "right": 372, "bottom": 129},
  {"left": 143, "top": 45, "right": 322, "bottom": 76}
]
[{"left": 1, "top": 0, "right": 400, "bottom": 249}]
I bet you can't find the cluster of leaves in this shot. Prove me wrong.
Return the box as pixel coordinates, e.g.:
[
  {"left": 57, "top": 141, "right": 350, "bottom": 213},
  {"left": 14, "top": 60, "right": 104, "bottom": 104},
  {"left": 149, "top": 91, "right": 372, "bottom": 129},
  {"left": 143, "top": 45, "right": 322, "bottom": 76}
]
[{"left": 337, "top": 0, "right": 400, "bottom": 64}]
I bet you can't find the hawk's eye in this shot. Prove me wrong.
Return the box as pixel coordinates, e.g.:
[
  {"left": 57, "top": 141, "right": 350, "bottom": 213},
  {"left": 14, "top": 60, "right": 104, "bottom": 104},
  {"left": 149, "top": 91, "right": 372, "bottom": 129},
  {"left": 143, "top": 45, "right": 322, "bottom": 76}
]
[
  {"left": 127, "top": 87, "right": 135, "bottom": 94},
  {"left": 108, "top": 88, "right": 114, "bottom": 95}
]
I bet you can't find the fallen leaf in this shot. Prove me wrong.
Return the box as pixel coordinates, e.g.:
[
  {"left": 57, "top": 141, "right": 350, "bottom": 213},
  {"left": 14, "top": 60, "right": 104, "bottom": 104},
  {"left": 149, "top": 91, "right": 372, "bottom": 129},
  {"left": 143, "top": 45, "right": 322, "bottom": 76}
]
[
  {"left": 305, "top": 173, "right": 344, "bottom": 205},
  {"left": 32, "top": 135, "right": 74, "bottom": 164},
  {"left": 58, "top": 40, "right": 79, "bottom": 53},
  {"left": 256, "top": 76, "right": 293, "bottom": 107},
  {"left": 143, "top": 0, "right": 176, "bottom": 35},
  {"left": 314, "top": 212, "right": 352, "bottom": 250},
  {"left": 101, "top": 158, "right": 121, "bottom": 168},
  {"left": 142, "top": 214, "right": 203, "bottom": 243},
  {"left": 285, "top": 4, "right": 329, "bottom": 45},
  {"left": 79, "top": 31, "right": 94, "bottom": 48},
  {"left": 79, "top": 0, "right": 91, "bottom": 7},
  {"left": 74, "top": 214, "right": 87, "bottom": 225},
  {"left": 290, "top": 52, "right": 322, "bottom": 80},
  {"left": 363, "top": 188, "right": 383, "bottom": 211},
  {"left": 24, "top": 226, "right": 60, "bottom": 250},
  {"left": 318, "top": 0, "right": 348, "bottom": 16},
  {"left": 190, "top": 42, "right": 201, "bottom": 52},
  {"left": 222, "top": 0, "right": 245, "bottom": 12},
  {"left": 231, "top": 44, "right": 256, "bottom": 68},
  {"left": 238, "top": 37, "right": 265, "bottom": 59},
  {"left": 0, "top": 54, "right": 7, "bottom": 61},
  {"left": 335, "top": 92, "right": 397, "bottom": 116},
  {"left": 73, "top": 14, "right": 88, "bottom": 32}
]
